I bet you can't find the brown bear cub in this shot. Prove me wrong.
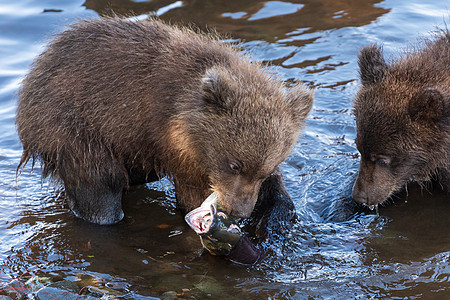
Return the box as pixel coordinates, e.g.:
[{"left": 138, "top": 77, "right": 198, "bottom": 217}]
[
  {"left": 16, "top": 18, "right": 313, "bottom": 225},
  {"left": 353, "top": 30, "right": 449, "bottom": 207}
]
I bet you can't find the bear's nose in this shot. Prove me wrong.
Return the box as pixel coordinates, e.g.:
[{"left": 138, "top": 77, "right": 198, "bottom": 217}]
[
  {"left": 353, "top": 195, "right": 368, "bottom": 205},
  {"left": 352, "top": 183, "right": 368, "bottom": 204}
]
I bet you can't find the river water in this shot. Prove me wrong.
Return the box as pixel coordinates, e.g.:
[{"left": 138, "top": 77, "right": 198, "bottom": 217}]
[{"left": 0, "top": 0, "right": 449, "bottom": 299}]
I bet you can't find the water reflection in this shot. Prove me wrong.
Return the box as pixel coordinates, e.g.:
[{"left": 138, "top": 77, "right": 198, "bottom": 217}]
[{"left": 84, "top": 0, "right": 389, "bottom": 43}]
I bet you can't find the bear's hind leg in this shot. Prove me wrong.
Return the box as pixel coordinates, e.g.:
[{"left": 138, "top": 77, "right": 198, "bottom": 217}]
[
  {"left": 64, "top": 178, "right": 125, "bottom": 225},
  {"left": 59, "top": 157, "right": 127, "bottom": 225},
  {"left": 52, "top": 141, "right": 127, "bottom": 225}
]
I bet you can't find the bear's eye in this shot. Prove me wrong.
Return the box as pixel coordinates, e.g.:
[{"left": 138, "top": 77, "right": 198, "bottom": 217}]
[
  {"left": 229, "top": 162, "right": 241, "bottom": 174},
  {"left": 376, "top": 158, "right": 390, "bottom": 167}
]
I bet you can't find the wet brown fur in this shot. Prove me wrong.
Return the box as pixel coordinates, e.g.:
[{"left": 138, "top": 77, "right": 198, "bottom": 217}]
[
  {"left": 353, "top": 30, "right": 450, "bottom": 206},
  {"left": 16, "top": 17, "right": 313, "bottom": 224}
]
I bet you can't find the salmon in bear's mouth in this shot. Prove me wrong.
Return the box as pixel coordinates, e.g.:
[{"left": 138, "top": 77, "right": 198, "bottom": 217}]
[
  {"left": 185, "top": 192, "right": 262, "bottom": 265},
  {"left": 184, "top": 191, "right": 241, "bottom": 241},
  {"left": 185, "top": 206, "right": 214, "bottom": 234},
  {"left": 185, "top": 192, "right": 221, "bottom": 234}
]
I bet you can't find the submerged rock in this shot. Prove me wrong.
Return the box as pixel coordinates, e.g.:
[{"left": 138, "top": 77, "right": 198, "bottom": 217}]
[
  {"left": 161, "top": 290, "right": 178, "bottom": 300},
  {"left": 0, "top": 279, "right": 26, "bottom": 300},
  {"left": 191, "top": 275, "right": 224, "bottom": 295},
  {"left": 35, "top": 280, "right": 97, "bottom": 300}
]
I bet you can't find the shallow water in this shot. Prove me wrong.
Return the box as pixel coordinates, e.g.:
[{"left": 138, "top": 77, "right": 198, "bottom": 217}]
[{"left": 0, "top": 0, "right": 449, "bottom": 299}]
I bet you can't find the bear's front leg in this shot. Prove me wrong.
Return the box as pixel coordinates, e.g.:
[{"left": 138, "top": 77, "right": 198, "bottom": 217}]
[
  {"left": 63, "top": 176, "right": 125, "bottom": 225},
  {"left": 251, "top": 167, "right": 296, "bottom": 237}
]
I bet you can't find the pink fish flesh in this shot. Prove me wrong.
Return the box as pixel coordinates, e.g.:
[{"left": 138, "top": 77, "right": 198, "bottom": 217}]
[
  {"left": 185, "top": 192, "right": 220, "bottom": 234},
  {"left": 185, "top": 207, "right": 214, "bottom": 234}
]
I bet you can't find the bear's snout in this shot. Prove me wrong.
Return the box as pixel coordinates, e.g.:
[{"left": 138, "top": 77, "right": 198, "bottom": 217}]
[
  {"left": 352, "top": 167, "right": 399, "bottom": 207},
  {"left": 215, "top": 178, "right": 263, "bottom": 219},
  {"left": 352, "top": 178, "right": 385, "bottom": 206}
]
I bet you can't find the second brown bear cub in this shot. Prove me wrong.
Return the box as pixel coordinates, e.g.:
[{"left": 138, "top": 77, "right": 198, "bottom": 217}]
[
  {"left": 353, "top": 30, "right": 449, "bottom": 206},
  {"left": 16, "top": 18, "right": 313, "bottom": 225}
]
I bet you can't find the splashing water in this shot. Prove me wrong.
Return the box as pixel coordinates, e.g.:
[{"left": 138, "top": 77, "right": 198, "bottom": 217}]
[{"left": 368, "top": 204, "right": 380, "bottom": 217}]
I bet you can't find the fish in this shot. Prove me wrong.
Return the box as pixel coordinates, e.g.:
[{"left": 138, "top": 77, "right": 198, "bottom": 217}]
[
  {"left": 185, "top": 192, "right": 243, "bottom": 256},
  {"left": 185, "top": 192, "right": 219, "bottom": 234},
  {"left": 185, "top": 192, "right": 263, "bottom": 264}
]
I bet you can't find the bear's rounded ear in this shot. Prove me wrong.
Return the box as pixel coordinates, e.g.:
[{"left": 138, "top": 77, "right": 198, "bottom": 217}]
[
  {"left": 358, "top": 45, "right": 388, "bottom": 85},
  {"left": 408, "top": 87, "right": 448, "bottom": 124},
  {"left": 201, "top": 69, "right": 229, "bottom": 109},
  {"left": 287, "top": 84, "right": 314, "bottom": 124}
]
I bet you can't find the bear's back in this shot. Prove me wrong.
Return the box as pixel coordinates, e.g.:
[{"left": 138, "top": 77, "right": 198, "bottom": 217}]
[
  {"left": 391, "top": 30, "right": 450, "bottom": 88},
  {"left": 16, "top": 18, "right": 239, "bottom": 159}
]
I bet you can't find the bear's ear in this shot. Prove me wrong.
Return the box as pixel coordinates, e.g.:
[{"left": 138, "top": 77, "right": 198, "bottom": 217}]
[
  {"left": 287, "top": 84, "right": 314, "bottom": 123},
  {"left": 408, "top": 87, "right": 448, "bottom": 124},
  {"left": 358, "top": 45, "right": 388, "bottom": 85},
  {"left": 201, "top": 69, "right": 230, "bottom": 109}
]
